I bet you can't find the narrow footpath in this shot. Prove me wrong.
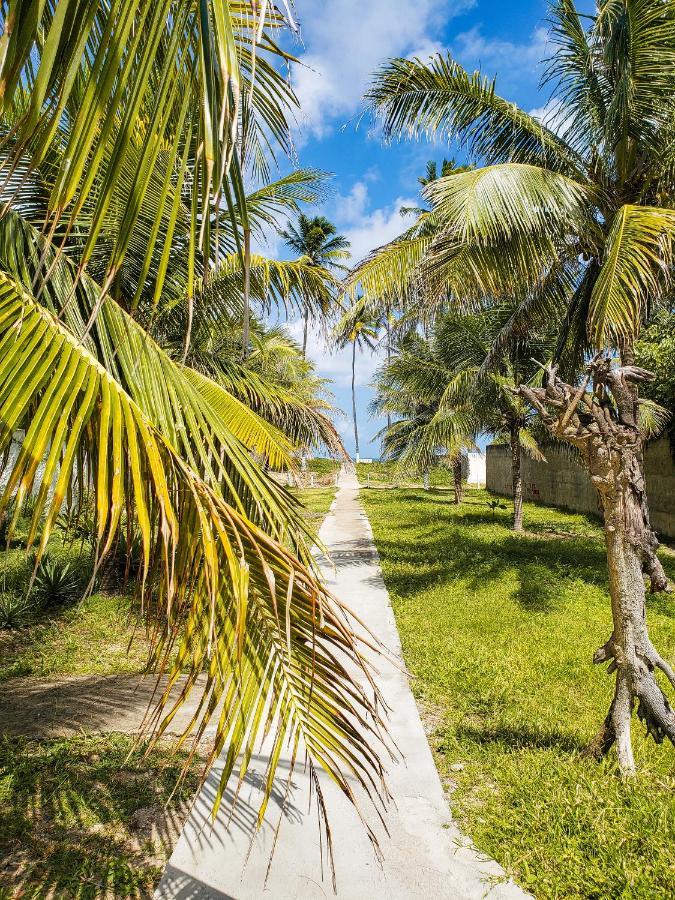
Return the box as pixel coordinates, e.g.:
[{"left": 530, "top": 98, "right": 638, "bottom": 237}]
[{"left": 156, "top": 471, "right": 528, "bottom": 900}]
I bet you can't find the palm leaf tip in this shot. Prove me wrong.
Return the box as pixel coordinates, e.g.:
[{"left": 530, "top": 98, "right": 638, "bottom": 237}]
[{"left": 0, "top": 270, "right": 392, "bottom": 871}]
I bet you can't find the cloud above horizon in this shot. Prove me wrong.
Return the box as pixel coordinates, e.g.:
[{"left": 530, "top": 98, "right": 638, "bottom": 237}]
[{"left": 290, "top": 0, "right": 476, "bottom": 140}]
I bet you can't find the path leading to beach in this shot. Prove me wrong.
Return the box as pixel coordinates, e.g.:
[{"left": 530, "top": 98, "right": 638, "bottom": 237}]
[{"left": 155, "top": 471, "right": 528, "bottom": 900}]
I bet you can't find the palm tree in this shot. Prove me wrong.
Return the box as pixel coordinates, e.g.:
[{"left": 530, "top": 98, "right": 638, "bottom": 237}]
[
  {"left": 364, "top": 0, "right": 675, "bottom": 771},
  {"left": 279, "top": 214, "right": 350, "bottom": 356},
  {"left": 0, "top": 0, "right": 388, "bottom": 853},
  {"left": 374, "top": 310, "right": 547, "bottom": 521},
  {"left": 335, "top": 316, "right": 378, "bottom": 462},
  {"left": 371, "top": 330, "right": 477, "bottom": 501}
]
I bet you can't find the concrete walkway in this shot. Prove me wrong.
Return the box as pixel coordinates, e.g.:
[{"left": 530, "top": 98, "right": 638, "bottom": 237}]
[{"left": 156, "top": 471, "right": 528, "bottom": 900}]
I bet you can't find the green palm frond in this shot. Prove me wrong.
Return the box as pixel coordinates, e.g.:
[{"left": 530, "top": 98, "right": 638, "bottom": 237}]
[
  {"left": 638, "top": 397, "right": 671, "bottom": 439},
  {"left": 589, "top": 204, "right": 675, "bottom": 345},
  {"left": 0, "top": 267, "right": 388, "bottom": 856},
  {"left": 0, "top": 1, "right": 297, "bottom": 304},
  {"left": 343, "top": 212, "right": 435, "bottom": 306},
  {"left": 422, "top": 164, "right": 592, "bottom": 245},
  {"left": 366, "top": 54, "right": 582, "bottom": 174},
  {"left": 544, "top": 0, "right": 609, "bottom": 153}
]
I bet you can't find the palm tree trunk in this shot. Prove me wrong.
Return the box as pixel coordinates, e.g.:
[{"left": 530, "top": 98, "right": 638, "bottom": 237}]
[
  {"left": 509, "top": 422, "right": 523, "bottom": 532},
  {"left": 241, "top": 226, "right": 251, "bottom": 360},
  {"left": 302, "top": 307, "right": 309, "bottom": 359},
  {"left": 453, "top": 454, "right": 463, "bottom": 504},
  {"left": 386, "top": 317, "right": 392, "bottom": 431},
  {"left": 351, "top": 340, "right": 359, "bottom": 462}
]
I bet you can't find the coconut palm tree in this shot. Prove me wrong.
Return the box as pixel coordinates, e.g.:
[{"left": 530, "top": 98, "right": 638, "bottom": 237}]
[
  {"left": 371, "top": 330, "right": 477, "bottom": 501},
  {"left": 373, "top": 309, "right": 547, "bottom": 521},
  {"left": 0, "top": 0, "right": 388, "bottom": 854},
  {"left": 364, "top": 0, "right": 675, "bottom": 771},
  {"left": 335, "top": 315, "right": 379, "bottom": 462},
  {"left": 279, "top": 214, "right": 350, "bottom": 356}
]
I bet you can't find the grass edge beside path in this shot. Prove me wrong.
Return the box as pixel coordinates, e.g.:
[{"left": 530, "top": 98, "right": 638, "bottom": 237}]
[{"left": 359, "top": 484, "right": 675, "bottom": 900}]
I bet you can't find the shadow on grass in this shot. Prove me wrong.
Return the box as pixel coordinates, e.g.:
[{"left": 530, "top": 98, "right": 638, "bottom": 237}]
[
  {"left": 455, "top": 722, "right": 586, "bottom": 755},
  {"left": 0, "top": 733, "right": 200, "bottom": 900},
  {"left": 374, "top": 518, "right": 608, "bottom": 615}
]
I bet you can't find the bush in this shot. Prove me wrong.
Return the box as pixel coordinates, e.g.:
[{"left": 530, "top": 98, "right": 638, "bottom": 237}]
[
  {"left": 32, "top": 557, "right": 82, "bottom": 608},
  {"left": 0, "top": 592, "right": 30, "bottom": 629}
]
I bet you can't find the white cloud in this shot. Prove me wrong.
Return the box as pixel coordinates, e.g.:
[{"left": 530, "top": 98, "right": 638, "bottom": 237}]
[
  {"left": 285, "top": 315, "right": 385, "bottom": 389},
  {"left": 453, "top": 25, "right": 549, "bottom": 92},
  {"left": 329, "top": 179, "right": 417, "bottom": 264},
  {"left": 529, "top": 98, "right": 572, "bottom": 138},
  {"left": 333, "top": 181, "right": 369, "bottom": 224},
  {"left": 290, "top": 0, "right": 476, "bottom": 140}
]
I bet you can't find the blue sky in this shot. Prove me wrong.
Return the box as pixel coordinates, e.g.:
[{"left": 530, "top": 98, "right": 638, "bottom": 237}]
[{"left": 267, "top": 0, "right": 565, "bottom": 458}]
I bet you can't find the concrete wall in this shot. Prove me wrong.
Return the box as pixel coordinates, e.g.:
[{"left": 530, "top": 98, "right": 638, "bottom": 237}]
[{"left": 486, "top": 437, "right": 675, "bottom": 540}]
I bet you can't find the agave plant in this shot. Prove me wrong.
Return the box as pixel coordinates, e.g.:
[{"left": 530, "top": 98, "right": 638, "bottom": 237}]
[
  {"left": 0, "top": 0, "right": 388, "bottom": 859},
  {"left": 0, "top": 592, "right": 30, "bottom": 629},
  {"left": 33, "top": 557, "right": 82, "bottom": 608}
]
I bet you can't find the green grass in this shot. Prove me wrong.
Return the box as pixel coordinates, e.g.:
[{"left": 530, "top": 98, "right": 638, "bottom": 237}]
[
  {"left": 360, "top": 485, "right": 675, "bottom": 899},
  {"left": 1, "top": 491, "right": 332, "bottom": 683},
  {"left": 356, "top": 460, "right": 455, "bottom": 488},
  {"left": 0, "top": 732, "right": 202, "bottom": 899},
  {"left": 292, "top": 487, "right": 336, "bottom": 531},
  {"left": 0, "top": 590, "right": 150, "bottom": 682},
  {"left": 306, "top": 457, "right": 341, "bottom": 480}
]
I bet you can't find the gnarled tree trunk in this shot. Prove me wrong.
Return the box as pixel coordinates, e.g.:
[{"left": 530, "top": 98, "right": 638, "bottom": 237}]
[{"left": 519, "top": 355, "right": 674, "bottom": 774}]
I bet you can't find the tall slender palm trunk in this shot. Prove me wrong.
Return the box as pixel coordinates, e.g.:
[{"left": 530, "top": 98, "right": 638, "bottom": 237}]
[
  {"left": 386, "top": 318, "right": 392, "bottom": 431},
  {"left": 452, "top": 454, "right": 463, "bottom": 504},
  {"left": 351, "top": 340, "right": 359, "bottom": 461},
  {"left": 302, "top": 307, "right": 309, "bottom": 359},
  {"left": 509, "top": 421, "right": 523, "bottom": 532},
  {"left": 241, "top": 227, "right": 251, "bottom": 360}
]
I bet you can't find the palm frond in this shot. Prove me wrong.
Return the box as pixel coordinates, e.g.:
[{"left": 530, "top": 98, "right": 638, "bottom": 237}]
[
  {"left": 367, "top": 54, "right": 582, "bottom": 174},
  {"left": 589, "top": 204, "right": 675, "bottom": 345},
  {"left": 0, "top": 267, "right": 388, "bottom": 862}
]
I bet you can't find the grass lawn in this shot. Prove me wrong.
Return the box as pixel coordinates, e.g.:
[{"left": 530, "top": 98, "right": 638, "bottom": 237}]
[
  {"left": 0, "top": 590, "right": 150, "bottom": 683},
  {"left": 360, "top": 484, "right": 675, "bottom": 899},
  {"left": 291, "top": 487, "right": 336, "bottom": 531},
  {"left": 356, "top": 460, "right": 456, "bottom": 489},
  {"left": 1, "top": 489, "right": 334, "bottom": 683},
  {"left": 0, "top": 733, "right": 202, "bottom": 899}
]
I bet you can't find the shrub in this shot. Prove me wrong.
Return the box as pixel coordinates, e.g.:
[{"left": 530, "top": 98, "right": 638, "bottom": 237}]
[
  {"left": 32, "top": 557, "right": 82, "bottom": 607},
  {"left": 0, "top": 592, "right": 30, "bottom": 629}
]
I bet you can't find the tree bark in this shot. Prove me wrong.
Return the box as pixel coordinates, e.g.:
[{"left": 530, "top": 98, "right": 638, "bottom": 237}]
[
  {"left": 351, "top": 340, "right": 359, "bottom": 461},
  {"left": 509, "top": 422, "right": 523, "bottom": 532},
  {"left": 618, "top": 340, "right": 671, "bottom": 593},
  {"left": 518, "top": 356, "right": 675, "bottom": 774},
  {"left": 241, "top": 227, "right": 251, "bottom": 360},
  {"left": 452, "top": 454, "right": 463, "bottom": 504},
  {"left": 302, "top": 307, "right": 309, "bottom": 359}
]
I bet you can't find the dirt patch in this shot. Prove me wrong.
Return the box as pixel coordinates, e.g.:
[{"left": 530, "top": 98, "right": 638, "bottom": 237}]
[{"left": 0, "top": 673, "right": 218, "bottom": 740}]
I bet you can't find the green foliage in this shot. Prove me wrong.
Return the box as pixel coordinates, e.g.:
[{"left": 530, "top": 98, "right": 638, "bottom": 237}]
[
  {"left": 362, "top": 486, "right": 675, "bottom": 898},
  {"left": 635, "top": 309, "right": 675, "bottom": 444},
  {"left": 0, "top": 733, "right": 202, "bottom": 899},
  {"left": 306, "top": 457, "right": 341, "bottom": 477},
  {"left": 360, "top": 0, "right": 675, "bottom": 354},
  {"left": 32, "top": 558, "right": 83, "bottom": 609},
  {"left": 0, "top": 593, "right": 30, "bottom": 630},
  {"left": 487, "top": 498, "right": 508, "bottom": 519}
]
